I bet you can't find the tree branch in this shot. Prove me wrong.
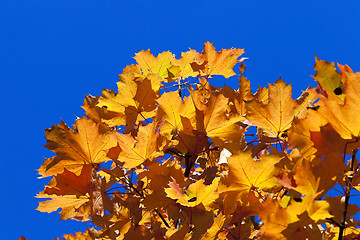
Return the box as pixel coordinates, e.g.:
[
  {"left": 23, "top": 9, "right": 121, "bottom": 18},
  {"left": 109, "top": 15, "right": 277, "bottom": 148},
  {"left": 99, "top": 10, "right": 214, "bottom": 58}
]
[{"left": 338, "top": 149, "right": 357, "bottom": 240}]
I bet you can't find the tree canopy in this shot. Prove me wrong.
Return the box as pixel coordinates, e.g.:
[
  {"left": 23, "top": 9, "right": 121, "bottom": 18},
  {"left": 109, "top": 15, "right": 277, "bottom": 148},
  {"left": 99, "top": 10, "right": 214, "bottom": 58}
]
[{"left": 36, "top": 42, "right": 360, "bottom": 239}]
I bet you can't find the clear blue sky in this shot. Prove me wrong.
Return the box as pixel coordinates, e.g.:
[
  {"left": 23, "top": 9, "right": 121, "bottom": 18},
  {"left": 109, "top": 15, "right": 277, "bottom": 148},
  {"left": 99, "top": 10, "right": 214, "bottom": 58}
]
[{"left": 2, "top": 0, "right": 360, "bottom": 239}]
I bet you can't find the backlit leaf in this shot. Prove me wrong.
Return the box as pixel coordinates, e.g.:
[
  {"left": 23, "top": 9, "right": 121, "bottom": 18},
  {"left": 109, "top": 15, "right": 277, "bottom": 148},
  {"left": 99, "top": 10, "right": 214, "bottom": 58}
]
[
  {"left": 191, "top": 42, "right": 244, "bottom": 78},
  {"left": 111, "top": 121, "right": 173, "bottom": 168},
  {"left": 313, "top": 56, "right": 344, "bottom": 102},
  {"left": 165, "top": 177, "right": 220, "bottom": 210},
  {"left": 40, "top": 117, "right": 118, "bottom": 176},
  {"left": 317, "top": 69, "right": 360, "bottom": 140},
  {"left": 245, "top": 78, "right": 316, "bottom": 137}
]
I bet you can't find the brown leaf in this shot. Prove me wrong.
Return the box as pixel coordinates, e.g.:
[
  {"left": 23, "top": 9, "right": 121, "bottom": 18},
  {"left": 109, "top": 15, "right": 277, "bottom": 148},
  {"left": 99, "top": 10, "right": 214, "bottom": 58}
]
[{"left": 36, "top": 165, "right": 92, "bottom": 220}]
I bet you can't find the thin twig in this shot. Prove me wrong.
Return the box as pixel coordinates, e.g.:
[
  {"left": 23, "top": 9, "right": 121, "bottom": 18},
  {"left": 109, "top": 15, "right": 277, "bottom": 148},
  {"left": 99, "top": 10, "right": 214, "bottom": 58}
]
[
  {"left": 343, "top": 139, "right": 358, "bottom": 164},
  {"left": 165, "top": 148, "right": 185, "bottom": 158},
  {"left": 139, "top": 112, "right": 150, "bottom": 124},
  {"left": 338, "top": 149, "right": 358, "bottom": 240},
  {"left": 326, "top": 218, "right": 342, "bottom": 228},
  {"left": 95, "top": 166, "right": 171, "bottom": 228},
  {"left": 331, "top": 186, "right": 345, "bottom": 196}
]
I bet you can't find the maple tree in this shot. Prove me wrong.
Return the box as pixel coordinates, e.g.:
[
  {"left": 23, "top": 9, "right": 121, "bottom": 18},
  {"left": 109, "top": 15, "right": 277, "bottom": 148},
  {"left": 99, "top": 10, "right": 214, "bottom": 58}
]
[{"left": 35, "top": 42, "right": 360, "bottom": 239}]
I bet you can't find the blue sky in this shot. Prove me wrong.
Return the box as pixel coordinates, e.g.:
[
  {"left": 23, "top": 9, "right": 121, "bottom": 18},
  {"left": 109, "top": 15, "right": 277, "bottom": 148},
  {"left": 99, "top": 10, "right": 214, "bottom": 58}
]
[{"left": 2, "top": 0, "right": 360, "bottom": 239}]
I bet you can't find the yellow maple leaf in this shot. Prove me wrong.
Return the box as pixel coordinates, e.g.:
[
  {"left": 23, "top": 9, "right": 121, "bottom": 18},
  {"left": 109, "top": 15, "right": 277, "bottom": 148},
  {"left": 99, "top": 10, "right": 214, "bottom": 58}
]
[
  {"left": 156, "top": 90, "right": 212, "bottom": 159},
  {"left": 134, "top": 50, "right": 178, "bottom": 80},
  {"left": 191, "top": 42, "right": 244, "bottom": 78},
  {"left": 245, "top": 78, "right": 317, "bottom": 137},
  {"left": 165, "top": 177, "right": 220, "bottom": 210},
  {"left": 171, "top": 49, "right": 200, "bottom": 79},
  {"left": 325, "top": 224, "right": 360, "bottom": 240},
  {"left": 254, "top": 85, "right": 269, "bottom": 104},
  {"left": 313, "top": 56, "right": 344, "bottom": 102},
  {"left": 219, "top": 150, "right": 282, "bottom": 198},
  {"left": 156, "top": 91, "right": 197, "bottom": 135},
  {"left": 317, "top": 70, "right": 360, "bottom": 140},
  {"left": 111, "top": 121, "right": 173, "bottom": 168},
  {"left": 37, "top": 195, "right": 89, "bottom": 220},
  {"left": 200, "top": 213, "right": 231, "bottom": 240}
]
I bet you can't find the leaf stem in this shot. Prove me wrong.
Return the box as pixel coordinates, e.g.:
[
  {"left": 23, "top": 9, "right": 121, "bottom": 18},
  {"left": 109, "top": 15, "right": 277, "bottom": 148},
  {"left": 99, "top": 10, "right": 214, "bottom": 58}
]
[
  {"left": 338, "top": 149, "right": 357, "bottom": 240},
  {"left": 139, "top": 111, "right": 150, "bottom": 124}
]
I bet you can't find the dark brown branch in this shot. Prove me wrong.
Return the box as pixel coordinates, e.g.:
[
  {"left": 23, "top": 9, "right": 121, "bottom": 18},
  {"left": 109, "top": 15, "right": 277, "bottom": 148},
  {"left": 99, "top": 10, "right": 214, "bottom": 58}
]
[
  {"left": 338, "top": 149, "right": 357, "bottom": 240},
  {"left": 165, "top": 148, "right": 185, "bottom": 158},
  {"left": 154, "top": 209, "right": 171, "bottom": 228},
  {"left": 326, "top": 218, "right": 341, "bottom": 228}
]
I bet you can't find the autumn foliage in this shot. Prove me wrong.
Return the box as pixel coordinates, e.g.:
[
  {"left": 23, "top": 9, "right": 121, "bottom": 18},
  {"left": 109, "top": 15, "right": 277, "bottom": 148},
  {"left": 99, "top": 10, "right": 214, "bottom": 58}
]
[{"left": 36, "top": 42, "right": 360, "bottom": 239}]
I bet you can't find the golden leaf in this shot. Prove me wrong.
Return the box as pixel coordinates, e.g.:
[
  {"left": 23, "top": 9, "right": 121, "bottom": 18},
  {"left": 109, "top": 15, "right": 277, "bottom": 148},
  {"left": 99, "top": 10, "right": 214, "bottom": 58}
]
[
  {"left": 191, "top": 42, "right": 244, "bottom": 78},
  {"left": 165, "top": 178, "right": 220, "bottom": 210},
  {"left": 245, "top": 78, "right": 316, "bottom": 137},
  {"left": 111, "top": 121, "right": 173, "bottom": 168},
  {"left": 40, "top": 117, "right": 118, "bottom": 176}
]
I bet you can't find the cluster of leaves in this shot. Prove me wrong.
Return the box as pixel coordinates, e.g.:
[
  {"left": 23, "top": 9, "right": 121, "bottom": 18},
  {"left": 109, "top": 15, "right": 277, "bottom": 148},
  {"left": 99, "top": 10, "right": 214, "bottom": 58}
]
[{"left": 36, "top": 42, "right": 360, "bottom": 239}]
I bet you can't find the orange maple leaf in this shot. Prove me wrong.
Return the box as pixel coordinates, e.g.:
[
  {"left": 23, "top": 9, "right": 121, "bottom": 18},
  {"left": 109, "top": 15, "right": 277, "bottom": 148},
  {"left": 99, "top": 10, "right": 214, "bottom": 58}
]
[
  {"left": 40, "top": 165, "right": 92, "bottom": 197},
  {"left": 221, "top": 75, "right": 253, "bottom": 116},
  {"left": 36, "top": 165, "right": 92, "bottom": 220},
  {"left": 60, "top": 229, "right": 104, "bottom": 240},
  {"left": 287, "top": 109, "right": 327, "bottom": 158},
  {"left": 325, "top": 195, "right": 360, "bottom": 226},
  {"left": 37, "top": 44, "right": 360, "bottom": 240},
  {"left": 291, "top": 154, "right": 345, "bottom": 196},
  {"left": 40, "top": 116, "right": 118, "bottom": 176},
  {"left": 259, "top": 195, "right": 332, "bottom": 239},
  {"left": 98, "top": 69, "right": 160, "bottom": 130},
  {"left": 190, "top": 83, "right": 245, "bottom": 148},
  {"left": 138, "top": 159, "right": 188, "bottom": 210},
  {"left": 311, "top": 123, "right": 360, "bottom": 156}
]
